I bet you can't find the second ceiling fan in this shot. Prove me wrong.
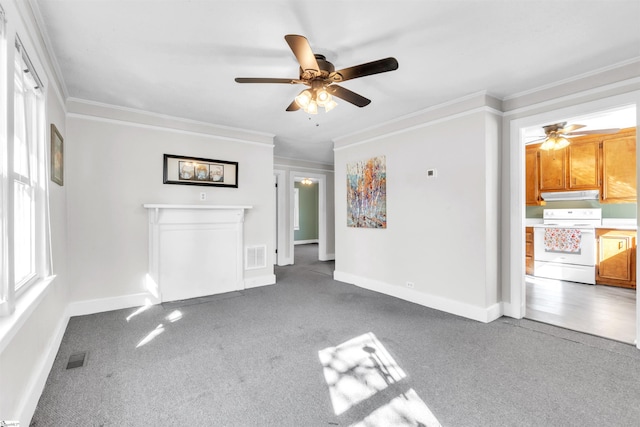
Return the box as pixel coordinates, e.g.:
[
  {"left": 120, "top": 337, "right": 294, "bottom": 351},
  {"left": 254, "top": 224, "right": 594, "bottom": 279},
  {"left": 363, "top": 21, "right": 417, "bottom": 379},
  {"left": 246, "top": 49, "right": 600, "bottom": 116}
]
[
  {"left": 235, "top": 34, "right": 399, "bottom": 114},
  {"left": 529, "top": 122, "right": 620, "bottom": 151}
]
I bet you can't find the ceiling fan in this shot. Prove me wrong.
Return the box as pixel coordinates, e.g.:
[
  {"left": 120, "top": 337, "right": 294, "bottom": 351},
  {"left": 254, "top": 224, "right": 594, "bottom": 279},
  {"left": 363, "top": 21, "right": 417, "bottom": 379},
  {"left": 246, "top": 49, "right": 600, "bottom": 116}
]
[
  {"left": 529, "top": 122, "right": 620, "bottom": 151},
  {"left": 234, "top": 34, "right": 399, "bottom": 114}
]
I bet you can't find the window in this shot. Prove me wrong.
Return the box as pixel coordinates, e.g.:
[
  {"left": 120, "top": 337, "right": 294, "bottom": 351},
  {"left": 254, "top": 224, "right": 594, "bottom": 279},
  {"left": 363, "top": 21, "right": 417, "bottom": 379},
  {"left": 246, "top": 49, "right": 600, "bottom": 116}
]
[{"left": 0, "top": 33, "right": 49, "bottom": 316}]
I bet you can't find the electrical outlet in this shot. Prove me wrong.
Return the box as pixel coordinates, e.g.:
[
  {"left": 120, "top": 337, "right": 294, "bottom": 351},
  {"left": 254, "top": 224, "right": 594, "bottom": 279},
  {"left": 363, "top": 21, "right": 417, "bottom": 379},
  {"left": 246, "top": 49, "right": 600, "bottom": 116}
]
[
  {"left": 427, "top": 169, "right": 437, "bottom": 178},
  {"left": 406, "top": 281, "right": 415, "bottom": 289},
  {"left": 199, "top": 192, "right": 206, "bottom": 201}
]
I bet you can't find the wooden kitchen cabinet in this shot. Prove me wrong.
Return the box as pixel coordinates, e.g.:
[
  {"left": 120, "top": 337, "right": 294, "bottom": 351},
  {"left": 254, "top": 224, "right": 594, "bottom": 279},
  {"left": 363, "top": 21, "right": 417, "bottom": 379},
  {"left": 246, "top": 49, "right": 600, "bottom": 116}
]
[
  {"left": 567, "top": 138, "right": 600, "bottom": 190},
  {"left": 601, "top": 128, "right": 636, "bottom": 203},
  {"left": 525, "top": 227, "right": 534, "bottom": 275},
  {"left": 525, "top": 145, "right": 544, "bottom": 205},
  {"left": 526, "top": 127, "right": 636, "bottom": 205},
  {"left": 596, "top": 228, "right": 636, "bottom": 289},
  {"left": 538, "top": 147, "right": 566, "bottom": 191}
]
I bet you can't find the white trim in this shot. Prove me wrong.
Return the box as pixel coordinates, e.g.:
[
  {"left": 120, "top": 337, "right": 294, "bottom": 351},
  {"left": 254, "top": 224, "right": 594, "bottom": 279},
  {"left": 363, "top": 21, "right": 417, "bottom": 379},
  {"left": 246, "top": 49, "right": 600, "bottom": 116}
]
[
  {"left": 289, "top": 171, "right": 328, "bottom": 263},
  {"left": 333, "top": 271, "right": 502, "bottom": 323},
  {"left": 0, "top": 275, "right": 55, "bottom": 353},
  {"left": 273, "top": 162, "right": 335, "bottom": 173},
  {"left": 244, "top": 274, "right": 276, "bottom": 289},
  {"left": 68, "top": 112, "right": 275, "bottom": 148},
  {"left": 506, "top": 91, "right": 640, "bottom": 342},
  {"left": 67, "top": 97, "right": 274, "bottom": 142},
  {"left": 17, "top": 306, "right": 69, "bottom": 426},
  {"left": 501, "top": 302, "right": 518, "bottom": 319},
  {"left": 323, "top": 253, "right": 335, "bottom": 261},
  {"left": 334, "top": 106, "right": 502, "bottom": 151},
  {"left": 294, "top": 239, "right": 319, "bottom": 245},
  {"left": 504, "top": 57, "right": 640, "bottom": 101},
  {"left": 274, "top": 156, "right": 335, "bottom": 168},
  {"left": 503, "top": 76, "right": 640, "bottom": 117},
  {"left": 336, "top": 90, "right": 500, "bottom": 141},
  {"left": 26, "top": 0, "right": 69, "bottom": 100},
  {"left": 274, "top": 170, "right": 287, "bottom": 266},
  {"left": 66, "top": 292, "right": 153, "bottom": 317}
]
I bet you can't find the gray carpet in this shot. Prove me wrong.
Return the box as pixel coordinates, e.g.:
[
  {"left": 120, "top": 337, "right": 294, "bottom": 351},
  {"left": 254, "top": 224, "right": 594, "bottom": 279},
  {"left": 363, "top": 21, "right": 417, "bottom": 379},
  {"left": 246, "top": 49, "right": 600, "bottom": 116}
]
[{"left": 32, "top": 244, "right": 640, "bottom": 426}]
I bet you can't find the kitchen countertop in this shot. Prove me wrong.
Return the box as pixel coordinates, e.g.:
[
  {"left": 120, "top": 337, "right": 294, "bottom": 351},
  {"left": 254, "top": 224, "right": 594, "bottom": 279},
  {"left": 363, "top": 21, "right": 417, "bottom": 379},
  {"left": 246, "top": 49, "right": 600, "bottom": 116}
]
[{"left": 600, "top": 219, "right": 637, "bottom": 230}]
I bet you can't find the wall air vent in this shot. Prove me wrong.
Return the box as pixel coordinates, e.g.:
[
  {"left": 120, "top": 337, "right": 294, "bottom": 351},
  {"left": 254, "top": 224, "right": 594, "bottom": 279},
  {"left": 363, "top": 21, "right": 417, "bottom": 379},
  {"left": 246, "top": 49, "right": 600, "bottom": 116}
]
[{"left": 245, "top": 245, "right": 267, "bottom": 270}]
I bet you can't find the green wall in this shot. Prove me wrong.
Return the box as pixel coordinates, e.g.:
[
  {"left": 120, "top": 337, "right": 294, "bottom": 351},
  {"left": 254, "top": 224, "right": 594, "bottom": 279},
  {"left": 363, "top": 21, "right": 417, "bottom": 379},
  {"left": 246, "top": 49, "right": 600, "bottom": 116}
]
[{"left": 295, "top": 182, "right": 318, "bottom": 241}]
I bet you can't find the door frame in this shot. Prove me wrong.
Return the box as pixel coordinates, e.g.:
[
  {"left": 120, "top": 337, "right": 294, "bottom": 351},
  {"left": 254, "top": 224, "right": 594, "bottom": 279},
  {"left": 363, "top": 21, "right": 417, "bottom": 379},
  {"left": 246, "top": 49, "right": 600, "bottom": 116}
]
[
  {"left": 507, "top": 91, "right": 640, "bottom": 348},
  {"left": 274, "top": 170, "right": 286, "bottom": 265},
  {"left": 290, "top": 170, "right": 329, "bottom": 263}
]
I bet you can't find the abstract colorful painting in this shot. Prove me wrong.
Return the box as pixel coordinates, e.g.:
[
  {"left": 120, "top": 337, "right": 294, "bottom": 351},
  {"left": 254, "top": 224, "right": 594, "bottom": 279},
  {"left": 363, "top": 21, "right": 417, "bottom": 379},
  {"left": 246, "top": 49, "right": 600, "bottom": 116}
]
[{"left": 346, "top": 155, "right": 386, "bottom": 228}]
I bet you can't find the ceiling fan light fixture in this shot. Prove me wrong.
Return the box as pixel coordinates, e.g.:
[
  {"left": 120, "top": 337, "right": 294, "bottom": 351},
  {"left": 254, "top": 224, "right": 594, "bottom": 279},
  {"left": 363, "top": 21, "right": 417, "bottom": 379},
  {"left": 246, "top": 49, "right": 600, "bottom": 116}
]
[
  {"left": 295, "top": 89, "right": 313, "bottom": 108},
  {"left": 539, "top": 138, "right": 555, "bottom": 151},
  {"left": 316, "top": 88, "right": 331, "bottom": 106},
  {"left": 555, "top": 136, "right": 570, "bottom": 149},
  {"left": 324, "top": 99, "right": 338, "bottom": 112},
  {"left": 305, "top": 99, "right": 318, "bottom": 114}
]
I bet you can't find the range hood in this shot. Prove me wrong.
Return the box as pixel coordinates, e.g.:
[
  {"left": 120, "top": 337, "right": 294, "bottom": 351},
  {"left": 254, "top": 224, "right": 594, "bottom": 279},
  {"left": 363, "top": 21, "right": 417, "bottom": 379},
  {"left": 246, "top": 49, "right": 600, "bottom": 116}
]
[{"left": 541, "top": 190, "right": 600, "bottom": 201}]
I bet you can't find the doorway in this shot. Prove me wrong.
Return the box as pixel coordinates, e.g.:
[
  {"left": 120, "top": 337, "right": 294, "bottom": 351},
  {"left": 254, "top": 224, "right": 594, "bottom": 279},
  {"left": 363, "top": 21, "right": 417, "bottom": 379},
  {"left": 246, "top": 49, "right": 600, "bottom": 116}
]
[
  {"left": 508, "top": 93, "right": 640, "bottom": 347},
  {"left": 274, "top": 169, "right": 329, "bottom": 266},
  {"left": 293, "top": 177, "right": 320, "bottom": 261},
  {"left": 290, "top": 171, "right": 328, "bottom": 264}
]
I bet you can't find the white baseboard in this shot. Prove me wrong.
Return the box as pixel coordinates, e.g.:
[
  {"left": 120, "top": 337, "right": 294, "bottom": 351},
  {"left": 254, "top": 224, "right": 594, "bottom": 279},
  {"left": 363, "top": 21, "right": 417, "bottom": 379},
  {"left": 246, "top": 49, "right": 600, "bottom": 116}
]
[
  {"left": 18, "top": 308, "right": 70, "bottom": 426},
  {"left": 501, "top": 301, "right": 522, "bottom": 319},
  {"left": 66, "top": 292, "right": 155, "bottom": 317},
  {"left": 294, "top": 239, "right": 319, "bottom": 245},
  {"left": 334, "top": 270, "right": 502, "bottom": 323},
  {"left": 320, "top": 253, "right": 335, "bottom": 261},
  {"left": 244, "top": 274, "right": 276, "bottom": 289}
]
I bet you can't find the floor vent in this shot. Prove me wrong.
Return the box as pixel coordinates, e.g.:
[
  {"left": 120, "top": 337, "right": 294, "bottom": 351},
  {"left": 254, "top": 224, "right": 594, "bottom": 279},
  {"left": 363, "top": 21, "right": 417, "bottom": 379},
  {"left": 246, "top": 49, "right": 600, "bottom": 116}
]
[
  {"left": 66, "top": 352, "right": 87, "bottom": 370},
  {"left": 245, "top": 245, "right": 267, "bottom": 270}
]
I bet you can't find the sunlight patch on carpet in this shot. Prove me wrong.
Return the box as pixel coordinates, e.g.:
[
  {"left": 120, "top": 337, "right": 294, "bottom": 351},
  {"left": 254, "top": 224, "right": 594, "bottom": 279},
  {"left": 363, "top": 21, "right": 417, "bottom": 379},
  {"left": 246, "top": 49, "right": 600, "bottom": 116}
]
[
  {"left": 349, "top": 388, "right": 441, "bottom": 427},
  {"left": 318, "top": 332, "right": 406, "bottom": 415},
  {"left": 319, "top": 332, "right": 441, "bottom": 425},
  {"left": 136, "top": 324, "right": 165, "bottom": 348}
]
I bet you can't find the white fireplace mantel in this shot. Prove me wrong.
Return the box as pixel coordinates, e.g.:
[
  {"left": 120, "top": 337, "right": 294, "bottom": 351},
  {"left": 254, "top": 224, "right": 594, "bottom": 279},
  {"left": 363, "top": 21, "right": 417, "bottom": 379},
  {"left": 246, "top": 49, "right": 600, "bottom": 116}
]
[{"left": 143, "top": 204, "right": 252, "bottom": 303}]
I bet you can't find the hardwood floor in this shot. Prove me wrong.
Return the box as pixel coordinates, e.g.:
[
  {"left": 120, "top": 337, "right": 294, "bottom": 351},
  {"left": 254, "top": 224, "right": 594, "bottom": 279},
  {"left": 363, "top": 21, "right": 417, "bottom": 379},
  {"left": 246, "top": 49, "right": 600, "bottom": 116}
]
[{"left": 525, "top": 276, "right": 637, "bottom": 344}]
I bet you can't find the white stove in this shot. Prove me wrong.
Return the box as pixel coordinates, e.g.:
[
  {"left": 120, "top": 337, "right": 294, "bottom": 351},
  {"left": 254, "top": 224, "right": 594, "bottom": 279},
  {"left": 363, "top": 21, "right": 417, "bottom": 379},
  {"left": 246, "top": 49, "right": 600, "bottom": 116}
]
[{"left": 533, "top": 209, "right": 602, "bottom": 284}]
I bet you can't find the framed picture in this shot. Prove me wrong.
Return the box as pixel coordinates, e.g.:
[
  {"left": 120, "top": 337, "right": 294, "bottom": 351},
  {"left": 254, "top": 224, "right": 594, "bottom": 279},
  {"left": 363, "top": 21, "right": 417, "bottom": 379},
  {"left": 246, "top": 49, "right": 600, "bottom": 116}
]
[
  {"left": 163, "top": 154, "right": 238, "bottom": 188},
  {"left": 347, "top": 155, "right": 386, "bottom": 228},
  {"left": 51, "top": 124, "right": 64, "bottom": 186}
]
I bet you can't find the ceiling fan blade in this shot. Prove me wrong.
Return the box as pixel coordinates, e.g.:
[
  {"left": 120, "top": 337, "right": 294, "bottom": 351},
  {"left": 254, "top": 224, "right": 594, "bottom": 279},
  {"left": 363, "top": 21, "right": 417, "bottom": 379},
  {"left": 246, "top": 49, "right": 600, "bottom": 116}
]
[
  {"left": 286, "top": 99, "right": 300, "bottom": 111},
  {"left": 235, "top": 77, "right": 301, "bottom": 84},
  {"left": 560, "top": 124, "right": 586, "bottom": 133},
  {"left": 564, "top": 128, "right": 621, "bottom": 136},
  {"left": 327, "top": 84, "right": 371, "bottom": 107},
  {"left": 526, "top": 137, "right": 547, "bottom": 144},
  {"left": 284, "top": 34, "right": 319, "bottom": 74},
  {"left": 330, "top": 57, "right": 399, "bottom": 82}
]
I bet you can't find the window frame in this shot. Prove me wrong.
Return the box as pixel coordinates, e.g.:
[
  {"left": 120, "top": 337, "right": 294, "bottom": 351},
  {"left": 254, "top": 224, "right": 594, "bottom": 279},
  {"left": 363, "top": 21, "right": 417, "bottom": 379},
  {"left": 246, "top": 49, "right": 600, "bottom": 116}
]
[{"left": 0, "top": 29, "right": 51, "bottom": 316}]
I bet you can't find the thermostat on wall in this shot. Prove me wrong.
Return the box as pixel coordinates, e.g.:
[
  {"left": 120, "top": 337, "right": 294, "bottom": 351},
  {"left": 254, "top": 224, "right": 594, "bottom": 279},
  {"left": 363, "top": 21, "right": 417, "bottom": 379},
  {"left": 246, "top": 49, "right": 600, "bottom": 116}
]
[{"left": 427, "top": 168, "right": 437, "bottom": 178}]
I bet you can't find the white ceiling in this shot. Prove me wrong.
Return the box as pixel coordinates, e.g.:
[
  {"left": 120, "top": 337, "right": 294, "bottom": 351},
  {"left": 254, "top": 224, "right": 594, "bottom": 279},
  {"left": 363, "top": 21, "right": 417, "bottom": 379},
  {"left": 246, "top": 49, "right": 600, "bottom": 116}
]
[{"left": 32, "top": 0, "right": 640, "bottom": 164}]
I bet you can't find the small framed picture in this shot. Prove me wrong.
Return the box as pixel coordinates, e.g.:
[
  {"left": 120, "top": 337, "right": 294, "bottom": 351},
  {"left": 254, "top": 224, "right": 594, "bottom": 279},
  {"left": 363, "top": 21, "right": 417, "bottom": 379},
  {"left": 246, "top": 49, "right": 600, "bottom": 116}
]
[
  {"left": 163, "top": 154, "right": 238, "bottom": 188},
  {"left": 51, "top": 124, "right": 63, "bottom": 186}
]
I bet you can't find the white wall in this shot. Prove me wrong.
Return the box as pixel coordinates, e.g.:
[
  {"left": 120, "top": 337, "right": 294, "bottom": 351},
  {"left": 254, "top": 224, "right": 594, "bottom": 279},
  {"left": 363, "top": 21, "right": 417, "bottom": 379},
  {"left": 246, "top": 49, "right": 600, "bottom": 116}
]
[
  {"left": 0, "top": 0, "right": 70, "bottom": 422},
  {"left": 66, "top": 101, "right": 276, "bottom": 308},
  {"left": 333, "top": 93, "right": 501, "bottom": 322}
]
